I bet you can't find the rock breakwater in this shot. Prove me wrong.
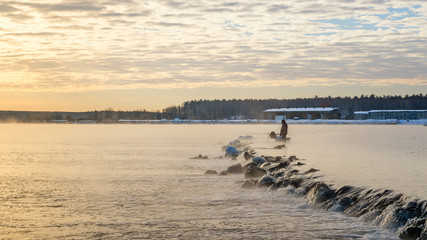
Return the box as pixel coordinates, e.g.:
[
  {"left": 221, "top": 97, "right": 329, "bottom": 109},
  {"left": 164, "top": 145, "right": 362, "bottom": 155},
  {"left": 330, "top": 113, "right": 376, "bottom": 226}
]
[{"left": 207, "top": 138, "right": 427, "bottom": 240}]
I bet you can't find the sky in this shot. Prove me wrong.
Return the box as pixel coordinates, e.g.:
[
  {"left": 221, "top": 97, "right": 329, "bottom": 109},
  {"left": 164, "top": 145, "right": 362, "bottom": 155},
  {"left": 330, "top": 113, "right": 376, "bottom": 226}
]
[{"left": 1, "top": 0, "right": 426, "bottom": 111}]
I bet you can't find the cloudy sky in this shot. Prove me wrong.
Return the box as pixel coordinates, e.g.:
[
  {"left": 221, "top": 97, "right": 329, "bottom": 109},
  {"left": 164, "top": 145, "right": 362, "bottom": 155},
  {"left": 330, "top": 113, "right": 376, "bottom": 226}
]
[{"left": 1, "top": 0, "right": 426, "bottom": 111}]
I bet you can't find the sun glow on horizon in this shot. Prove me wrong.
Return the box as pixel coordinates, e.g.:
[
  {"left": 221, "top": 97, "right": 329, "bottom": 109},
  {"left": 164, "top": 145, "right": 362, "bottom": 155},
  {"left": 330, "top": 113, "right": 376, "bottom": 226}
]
[{"left": 0, "top": 0, "right": 426, "bottom": 110}]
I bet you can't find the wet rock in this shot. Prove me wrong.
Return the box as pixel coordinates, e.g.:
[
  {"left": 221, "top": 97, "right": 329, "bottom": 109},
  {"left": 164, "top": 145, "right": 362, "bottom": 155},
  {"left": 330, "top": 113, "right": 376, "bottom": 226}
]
[
  {"left": 304, "top": 168, "right": 319, "bottom": 174},
  {"left": 259, "top": 162, "right": 271, "bottom": 170},
  {"left": 243, "top": 163, "right": 266, "bottom": 179},
  {"left": 190, "top": 154, "right": 209, "bottom": 159},
  {"left": 241, "top": 179, "right": 257, "bottom": 189},
  {"left": 330, "top": 196, "right": 357, "bottom": 212},
  {"left": 419, "top": 226, "right": 427, "bottom": 240},
  {"left": 287, "top": 169, "right": 299, "bottom": 177},
  {"left": 307, "top": 182, "right": 336, "bottom": 206},
  {"left": 343, "top": 189, "right": 395, "bottom": 219},
  {"left": 252, "top": 156, "right": 266, "bottom": 165},
  {"left": 380, "top": 201, "right": 424, "bottom": 230},
  {"left": 289, "top": 177, "right": 304, "bottom": 188},
  {"left": 324, "top": 186, "right": 362, "bottom": 212},
  {"left": 397, "top": 218, "right": 426, "bottom": 240},
  {"left": 204, "top": 170, "right": 217, "bottom": 175},
  {"left": 268, "top": 161, "right": 290, "bottom": 172},
  {"left": 335, "top": 185, "right": 355, "bottom": 195},
  {"left": 228, "top": 139, "right": 241, "bottom": 147},
  {"left": 225, "top": 139, "right": 250, "bottom": 150},
  {"left": 268, "top": 178, "right": 290, "bottom": 191},
  {"left": 218, "top": 170, "right": 228, "bottom": 176},
  {"left": 274, "top": 170, "right": 285, "bottom": 178},
  {"left": 238, "top": 135, "right": 253, "bottom": 140},
  {"left": 258, "top": 175, "right": 276, "bottom": 187},
  {"left": 219, "top": 137, "right": 427, "bottom": 240},
  {"left": 225, "top": 146, "right": 240, "bottom": 157},
  {"left": 227, "top": 164, "right": 243, "bottom": 174},
  {"left": 263, "top": 156, "right": 276, "bottom": 162},
  {"left": 274, "top": 144, "right": 285, "bottom": 149}
]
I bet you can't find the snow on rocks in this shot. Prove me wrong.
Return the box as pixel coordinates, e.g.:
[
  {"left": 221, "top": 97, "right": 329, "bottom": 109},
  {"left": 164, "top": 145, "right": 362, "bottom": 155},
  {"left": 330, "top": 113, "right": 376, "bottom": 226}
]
[{"left": 211, "top": 136, "right": 427, "bottom": 240}]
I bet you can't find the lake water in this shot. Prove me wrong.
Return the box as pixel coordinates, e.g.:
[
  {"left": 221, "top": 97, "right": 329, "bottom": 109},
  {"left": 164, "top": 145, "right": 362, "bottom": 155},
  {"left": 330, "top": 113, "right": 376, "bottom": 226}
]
[{"left": 0, "top": 124, "right": 425, "bottom": 239}]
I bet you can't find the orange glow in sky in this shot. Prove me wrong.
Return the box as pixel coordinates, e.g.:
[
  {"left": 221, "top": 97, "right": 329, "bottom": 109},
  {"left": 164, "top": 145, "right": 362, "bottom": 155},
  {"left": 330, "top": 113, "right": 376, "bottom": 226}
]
[{"left": 1, "top": 1, "right": 426, "bottom": 111}]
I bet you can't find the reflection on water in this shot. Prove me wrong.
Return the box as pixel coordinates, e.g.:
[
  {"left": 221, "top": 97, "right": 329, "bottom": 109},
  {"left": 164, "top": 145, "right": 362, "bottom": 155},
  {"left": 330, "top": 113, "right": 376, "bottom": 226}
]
[{"left": 1, "top": 124, "right": 424, "bottom": 239}]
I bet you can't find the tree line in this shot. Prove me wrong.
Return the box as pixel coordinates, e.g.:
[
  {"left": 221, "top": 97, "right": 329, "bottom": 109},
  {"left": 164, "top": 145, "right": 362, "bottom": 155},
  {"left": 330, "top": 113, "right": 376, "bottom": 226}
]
[
  {"left": 161, "top": 94, "right": 427, "bottom": 120},
  {"left": 1, "top": 94, "right": 426, "bottom": 122},
  {"left": 0, "top": 109, "right": 160, "bottom": 122}
]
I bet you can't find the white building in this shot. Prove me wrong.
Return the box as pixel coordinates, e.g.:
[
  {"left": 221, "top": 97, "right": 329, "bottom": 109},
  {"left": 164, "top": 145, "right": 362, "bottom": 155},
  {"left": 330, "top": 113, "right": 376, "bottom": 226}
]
[
  {"left": 263, "top": 107, "right": 340, "bottom": 120},
  {"left": 355, "top": 110, "right": 427, "bottom": 120}
]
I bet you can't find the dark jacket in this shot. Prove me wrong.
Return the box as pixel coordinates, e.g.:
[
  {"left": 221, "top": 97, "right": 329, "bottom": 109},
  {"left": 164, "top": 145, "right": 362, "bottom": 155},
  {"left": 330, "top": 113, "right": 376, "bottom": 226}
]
[{"left": 280, "top": 120, "right": 288, "bottom": 137}]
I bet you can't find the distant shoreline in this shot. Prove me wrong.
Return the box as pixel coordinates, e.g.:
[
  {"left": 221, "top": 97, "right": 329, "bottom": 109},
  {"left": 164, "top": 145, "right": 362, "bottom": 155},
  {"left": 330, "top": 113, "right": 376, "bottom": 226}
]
[{"left": 1, "top": 119, "right": 426, "bottom": 125}]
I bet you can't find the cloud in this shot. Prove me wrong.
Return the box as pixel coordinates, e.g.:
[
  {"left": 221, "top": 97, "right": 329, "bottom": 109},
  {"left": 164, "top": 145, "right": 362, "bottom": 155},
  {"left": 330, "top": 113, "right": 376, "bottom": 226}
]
[
  {"left": 100, "top": 11, "right": 151, "bottom": 17},
  {"left": 203, "top": 8, "right": 234, "bottom": 13},
  {"left": 0, "top": 4, "right": 19, "bottom": 12},
  {"left": 48, "top": 25, "right": 93, "bottom": 31},
  {"left": 145, "top": 21, "right": 192, "bottom": 27},
  {"left": 165, "top": 1, "right": 186, "bottom": 9},
  {"left": 222, "top": 2, "right": 240, "bottom": 7},
  {"left": 267, "top": 4, "right": 290, "bottom": 13},
  {"left": 0, "top": 0, "right": 426, "bottom": 93},
  {"left": 25, "top": 2, "right": 104, "bottom": 12},
  {"left": 4, "top": 32, "right": 64, "bottom": 37}
]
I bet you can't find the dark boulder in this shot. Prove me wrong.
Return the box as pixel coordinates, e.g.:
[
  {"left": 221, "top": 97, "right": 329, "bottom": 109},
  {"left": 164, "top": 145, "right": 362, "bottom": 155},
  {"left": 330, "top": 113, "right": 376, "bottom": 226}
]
[
  {"left": 190, "top": 154, "right": 209, "bottom": 159},
  {"left": 397, "top": 218, "right": 426, "bottom": 240},
  {"left": 263, "top": 156, "right": 276, "bottom": 162},
  {"left": 241, "top": 179, "right": 257, "bottom": 189},
  {"left": 382, "top": 201, "right": 424, "bottom": 230},
  {"left": 289, "top": 177, "right": 304, "bottom": 188},
  {"left": 268, "top": 178, "right": 290, "bottom": 191},
  {"left": 304, "top": 168, "right": 319, "bottom": 174},
  {"left": 252, "top": 156, "right": 266, "bottom": 165},
  {"left": 330, "top": 196, "right": 357, "bottom": 212},
  {"left": 258, "top": 175, "right": 275, "bottom": 187},
  {"left": 243, "top": 151, "right": 252, "bottom": 160},
  {"left": 243, "top": 163, "right": 266, "bottom": 179},
  {"left": 267, "top": 161, "right": 290, "bottom": 172},
  {"left": 227, "top": 164, "right": 243, "bottom": 174},
  {"left": 204, "top": 170, "right": 217, "bottom": 175},
  {"left": 225, "top": 146, "right": 240, "bottom": 157},
  {"left": 419, "top": 226, "right": 427, "bottom": 240},
  {"left": 259, "top": 162, "right": 271, "bottom": 170},
  {"left": 307, "top": 182, "right": 335, "bottom": 206},
  {"left": 287, "top": 169, "right": 300, "bottom": 177}
]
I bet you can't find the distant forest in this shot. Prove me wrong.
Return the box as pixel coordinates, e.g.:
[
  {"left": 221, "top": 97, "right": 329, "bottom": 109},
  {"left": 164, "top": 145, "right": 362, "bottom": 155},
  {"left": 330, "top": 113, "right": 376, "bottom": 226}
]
[
  {"left": 1, "top": 94, "right": 426, "bottom": 122},
  {"left": 162, "top": 94, "right": 427, "bottom": 120}
]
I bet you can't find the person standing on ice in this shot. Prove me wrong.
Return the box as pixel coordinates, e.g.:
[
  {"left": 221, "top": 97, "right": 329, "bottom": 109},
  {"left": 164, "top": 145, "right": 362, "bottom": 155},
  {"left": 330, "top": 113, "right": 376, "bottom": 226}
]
[{"left": 280, "top": 119, "right": 288, "bottom": 141}]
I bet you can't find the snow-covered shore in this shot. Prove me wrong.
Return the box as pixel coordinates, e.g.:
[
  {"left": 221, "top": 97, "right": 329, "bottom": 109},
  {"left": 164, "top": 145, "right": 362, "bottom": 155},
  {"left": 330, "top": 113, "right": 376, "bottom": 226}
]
[{"left": 118, "top": 119, "right": 427, "bottom": 125}]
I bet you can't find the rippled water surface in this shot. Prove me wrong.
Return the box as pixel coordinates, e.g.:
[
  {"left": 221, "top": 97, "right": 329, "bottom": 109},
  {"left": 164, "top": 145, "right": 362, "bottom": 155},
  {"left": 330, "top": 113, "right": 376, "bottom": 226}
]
[{"left": 1, "top": 124, "right": 425, "bottom": 239}]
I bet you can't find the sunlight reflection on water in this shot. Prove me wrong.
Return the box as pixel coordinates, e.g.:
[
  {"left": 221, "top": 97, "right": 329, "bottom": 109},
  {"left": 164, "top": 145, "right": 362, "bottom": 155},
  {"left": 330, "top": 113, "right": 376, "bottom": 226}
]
[{"left": 1, "top": 124, "right": 424, "bottom": 239}]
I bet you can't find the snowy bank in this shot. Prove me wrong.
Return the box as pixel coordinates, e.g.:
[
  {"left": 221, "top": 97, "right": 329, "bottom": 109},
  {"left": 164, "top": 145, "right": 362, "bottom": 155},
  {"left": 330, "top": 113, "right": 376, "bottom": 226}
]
[{"left": 118, "top": 119, "right": 427, "bottom": 125}]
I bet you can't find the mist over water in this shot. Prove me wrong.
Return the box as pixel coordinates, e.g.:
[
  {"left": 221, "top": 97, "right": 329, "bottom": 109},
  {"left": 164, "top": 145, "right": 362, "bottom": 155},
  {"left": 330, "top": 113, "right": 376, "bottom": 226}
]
[
  {"left": 269, "top": 125, "right": 427, "bottom": 199},
  {"left": 0, "top": 124, "right": 424, "bottom": 239}
]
